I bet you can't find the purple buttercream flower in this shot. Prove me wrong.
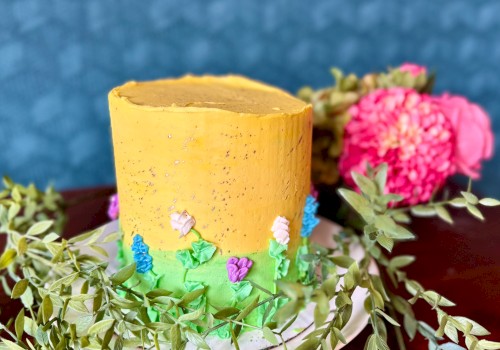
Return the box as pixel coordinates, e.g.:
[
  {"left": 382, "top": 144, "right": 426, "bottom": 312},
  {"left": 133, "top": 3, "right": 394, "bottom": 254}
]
[
  {"left": 226, "top": 257, "right": 253, "bottom": 283},
  {"left": 108, "top": 194, "right": 119, "bottom": 220}
]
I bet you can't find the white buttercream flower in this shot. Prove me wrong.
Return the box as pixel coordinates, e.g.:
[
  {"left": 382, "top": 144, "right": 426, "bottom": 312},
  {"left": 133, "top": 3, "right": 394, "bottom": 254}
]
[
  {"left": 272, "top": 216, "right": 290, "bottom": 245},
  {"left": 170, "top": 211, "right": 196, "bottom": 237}
]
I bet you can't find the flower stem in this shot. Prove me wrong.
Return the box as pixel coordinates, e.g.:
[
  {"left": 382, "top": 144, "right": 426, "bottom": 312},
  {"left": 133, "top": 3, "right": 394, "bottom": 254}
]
[{"left": 190, "top": 228, "right": 202, "bottom": 240}]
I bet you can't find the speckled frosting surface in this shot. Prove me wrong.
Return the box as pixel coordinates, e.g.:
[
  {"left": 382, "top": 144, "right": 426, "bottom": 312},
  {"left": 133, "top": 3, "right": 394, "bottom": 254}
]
[{"left": 109, "top": 75, "right": 313, "bottom": 326}]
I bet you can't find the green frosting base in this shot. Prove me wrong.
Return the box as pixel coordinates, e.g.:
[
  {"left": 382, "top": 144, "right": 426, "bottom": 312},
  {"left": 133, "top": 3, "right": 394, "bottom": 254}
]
[{"left": 117, "top": 235, "right": 298, "bottom": 330}]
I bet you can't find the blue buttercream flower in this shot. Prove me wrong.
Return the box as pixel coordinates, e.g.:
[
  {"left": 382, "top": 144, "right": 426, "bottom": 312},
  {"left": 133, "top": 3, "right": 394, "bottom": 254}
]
[
  {"left": 131, "top": 234, "right": 153, "bottom": 273},
  {"left": 300, "top": 195, "right": 320, "bottom": 238}
]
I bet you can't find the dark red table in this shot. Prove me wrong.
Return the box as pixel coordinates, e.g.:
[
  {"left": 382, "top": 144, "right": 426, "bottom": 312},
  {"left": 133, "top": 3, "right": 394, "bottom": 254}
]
[{"left": 1, "top": 185, "right": 499, "bottom": 349}]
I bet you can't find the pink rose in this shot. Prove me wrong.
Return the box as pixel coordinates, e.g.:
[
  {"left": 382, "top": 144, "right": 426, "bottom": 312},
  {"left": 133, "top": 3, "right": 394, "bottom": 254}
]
[
  {"left": 435, "top": 94, "right": 494, "bottom": 179},
  {"left": 398, "top": 63, "right": 427, "bottom": 77}
]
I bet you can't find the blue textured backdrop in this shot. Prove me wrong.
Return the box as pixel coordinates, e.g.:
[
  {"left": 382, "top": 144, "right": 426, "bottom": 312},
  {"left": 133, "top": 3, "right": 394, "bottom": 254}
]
[{"left": 0, "top": 0, "right": 499, "bottom": 195}]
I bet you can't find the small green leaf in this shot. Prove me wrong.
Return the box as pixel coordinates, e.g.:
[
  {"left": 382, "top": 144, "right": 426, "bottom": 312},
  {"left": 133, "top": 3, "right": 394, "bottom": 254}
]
[
  {"left": 376, "top": 234, "right": 394, "bottom": 252},
  {"left": 235, "top": 295, "right": 259, "bottom": 322},
  {"left": 1, "top": 339, "right": 25, "bottom": 350},
  {"left": 466, "top": 203, "right": 484, "bottom": 221},
  {"left": 17, "top": 237, "right": 28, "bottom": 255},
  {"left": 374, "top": 163, "right": 388, "bottom": 193},
  {"left": 67, "top": 228, "right": 102, "bottom": 244},
  {"left": 185, "top": 329, "right": 210, "bottom": 349},
  {"left": 11, "top": 279, "right": 29, "bottom": 299},
  {"left": 479, "top": 198, "right": 500, "bottom": 207},
  {"left": 178, "top": 308, "right": 204, "bottom": 322},
  {"left": 175, "top": 250, "right": 199, "bottom": 269},
  {"left": 146, "top": 289, "right": 172, "bottom": 299},
  {"left": 338, "top": 188, "right": 371, "bottom": 215},
  {"left": 312, "top": 290, "right": 329, "bottom": 327},
  {"left": 375, "top": 308, "right": 401, "bottom": 326},
  {"left": 262, "top": 327, "right": 279, "bottom": 345},
  {"left": 351, "top": 172, "right": 377, "bottom": 196},
  {"left": 375, "top": 334, "right": 390, "bottom": 350},
  {"left": 179, "top": 287, "right": 206, "bottom": 306},
  {"left": 170, "top": 324, "right": 182, "bottom": 349},
  {"left": 8, "top": 203, "right": 21, "bottom": 220},
  {"left": 404, "top": 314, "right": 418, "bottom": 340},
  {"left": 20, "top": 286, "right": 33, "bottom": 308},
  {"left": 11, "top": 187, "right": 22, "bottom": 202},
  {"left": 14, "top": 309, "right": 24, "bottom": 339},
  {"left": 392, "top": 211, "right": 411, "bottom": 224},
  {"left": 110, "top": 263, "right": 136, "bottom": 285},
  {"left": 452, "top": 316, "right": 490, "bottom": 336},
  {"left": 42, "top": 232, "right": 60, "bottom": 243},
  {"left": 449, "top": 198, "right": 467, "bottom": 208},
  {"left": 330, "top": 255, "right": 355, "bottom": 268},
  {"left": 444, "top": 323, "right": 458, "bottom": 343},
  {"left": 436, "top": 206, "right": 453, "bottom": 224},
  {"left": 0, "top": 249, "right": 17, "bottom": 270},
  {"left": 42, "top": 295, "right": 53, "bottom": 323},
  {"left": 477, "top": 340, "right": 500, "bottom": 349},
  {"left": 461, "top": 191, "right": 479, "bottom": 205},
  {"left": 333, "top": 327, "right": 347, "bottom": 344},
  {"left": 269, "top": 239, "right": 287, "bottom": 259},
  {"left": 230, "top": 281, "right": 254, "bottom": 304},
  {"left": 49, "top": 272, "right": 79, "bottom": 291},
  {"left": 423, "top": 291, "right": 455, "bottom": 307},
  {"left": 88, "top": 319, "right": 115, "bottom": 335},
  {"left": 214, "top": 307, "right": 240, "bottom": 319},
  {"left": 388, "top": 255, "right": 415, "bottom": 270},
  {"left": 191, "top": 239, "right": 217, "bottom": 264},
  {"left": 27, "top": 220, "right": 53, "bottom": 236},
  {"left": 410, "top": 205, "right": 436, "bottom": 217}
]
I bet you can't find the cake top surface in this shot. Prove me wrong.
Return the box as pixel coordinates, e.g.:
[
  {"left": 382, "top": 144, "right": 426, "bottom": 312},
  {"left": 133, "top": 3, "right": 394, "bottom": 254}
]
[{"left": 110, "top": 75, "right": 309, "bottom": 115}]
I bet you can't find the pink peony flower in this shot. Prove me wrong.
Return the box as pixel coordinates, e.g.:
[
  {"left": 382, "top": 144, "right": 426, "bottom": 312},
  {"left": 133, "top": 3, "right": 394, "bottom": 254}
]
[
  {"left": 170, "top": 211, "right": 196, "bottom": 237},
  {"left": 272, "top": 216, "right": 290, "bottom": 245},
  {"left": 398, "top": 63, "right": 427, "bottom": 77},
  {"left": 434, "top": 94, "right": 494, "bottom": 179},
  {"left": 339, "top": 88, "right": 456, "bottom": 206},
  {"left": 107, "top": 194, "right": 119, "bottom": 220}
]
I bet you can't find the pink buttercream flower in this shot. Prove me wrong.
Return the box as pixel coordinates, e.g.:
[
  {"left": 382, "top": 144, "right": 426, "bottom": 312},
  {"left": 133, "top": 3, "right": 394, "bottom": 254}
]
[
  {"left": 170, "top": 211, "right": 196, "bottom": 237},
  {"left": 107, "top": 194, "right": 119, "bottom": 220},
  {"left": 339, "top": 88, "right": 456, "bottom": 206},
  {"left": 434, "top": 94, "right": 494, "bottom": 179},
  {"left": 398, "top": 63, "right": 427, "bottom": 77},
  {"left": 226, "top": 257, "right": 253, "bottom": 283},
  {"left": 272, "top": 216, "right": 290, "bottom": 245}
]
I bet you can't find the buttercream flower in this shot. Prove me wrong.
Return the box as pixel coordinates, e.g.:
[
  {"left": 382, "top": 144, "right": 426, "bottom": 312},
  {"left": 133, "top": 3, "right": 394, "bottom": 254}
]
[
  {"left": 310, "top": 184, "right": 319, "bottom": 199},
  {"left": 434, "top": 94, "right": 494, "bottom": 179},
  {"left": 301, "top": 195, "right": 320, "bottom": 238},
  {"left": 339, "top": 88, "right": 456, "bottom": 206},
  {"left": 398, "top": 63, "right": 427, "bottom": 77},
  {"left": 272, "top": 216, "right": 290, "bottom": 245},
  {"left": 107, "top": 194, "right": 119, "bottom": 220},
  {"left": 170, "top": 211, "right": 196, "bottom": 237},
  {"left": 131, "top": 235, "right": 153, "bottom": 273},
  {"left": 226, "top": 257, "right": 253, "bottom": 283}
]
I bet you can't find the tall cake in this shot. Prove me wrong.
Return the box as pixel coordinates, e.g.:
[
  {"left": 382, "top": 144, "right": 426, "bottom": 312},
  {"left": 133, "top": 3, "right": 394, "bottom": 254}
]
[{"left": 109, "top": 75, "right": 313, "bottom": 329}]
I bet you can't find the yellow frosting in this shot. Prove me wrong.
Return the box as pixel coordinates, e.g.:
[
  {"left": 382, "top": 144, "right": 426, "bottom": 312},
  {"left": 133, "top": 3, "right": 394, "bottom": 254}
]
[{"left": 109, "top": 75, "right": 312, "bottom": 254}]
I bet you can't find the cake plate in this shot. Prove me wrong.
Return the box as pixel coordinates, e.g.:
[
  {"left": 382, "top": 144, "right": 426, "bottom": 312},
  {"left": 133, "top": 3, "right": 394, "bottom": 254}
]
[{"left": 96, "top": 218, "right": 377, "bottom": 349}]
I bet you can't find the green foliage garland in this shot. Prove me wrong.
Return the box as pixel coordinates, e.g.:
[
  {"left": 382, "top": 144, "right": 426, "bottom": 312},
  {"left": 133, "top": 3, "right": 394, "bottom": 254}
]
[{"left": 0, "top": 170, "right": 499, "bottom": 350}]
